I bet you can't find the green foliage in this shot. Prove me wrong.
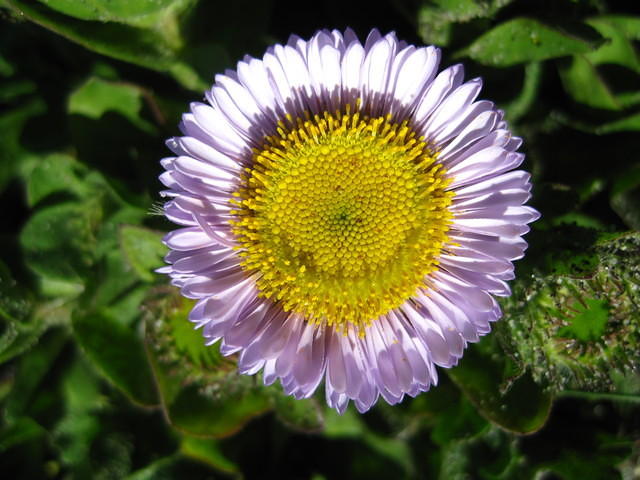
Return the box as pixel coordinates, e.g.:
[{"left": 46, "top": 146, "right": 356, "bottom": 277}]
[
  {"left": 1, "top": 0, "right": 640, "bottom": 477},
  {"left": 447, "top": 337, "right": 552, "bottom": 434},
  {"left": 144, "top": 291, "right": 272, "bottom": 437},
  {"left": 119, "top": 225, "right": 167, "bottom": 282},
  {"left": 68, "top": 77, "right": 156, "bottom": 134},
  {"left": 458, "top": 18, "right": 594, "bottom": 66},
  {"left": 499, "top": 233, "right": 640, "bottom": 392}
]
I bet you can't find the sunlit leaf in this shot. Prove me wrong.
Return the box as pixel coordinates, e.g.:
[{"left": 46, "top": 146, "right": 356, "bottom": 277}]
[
  {"left": 26, "top": 153, "right": 90, "bottom": 206},
  {"left": 35, "top": 0, "right": 196, "bottom": 29},
  {"left": 558, "top": 54, "right": 620, "bottom": 110},
  {"left": 459, "top": 18, "right": 594, "bottom": 66},
  {"left": 596, "top": 111, "right": 640, "bottom": 133},
  {"left": 68, "top": 77, "right": 156, "bottom": 134},
  {"left": 180, "top": 436, "right": 240, "bottom": 475},
  {"left": 119, "top": 225, "right": 167, "bottom": 282},
  {"left": 557, "top": 297, "right": 609, "bottom": 342},
  {"left": 585, "top": 16, "right": 640, "bottom": 73}
]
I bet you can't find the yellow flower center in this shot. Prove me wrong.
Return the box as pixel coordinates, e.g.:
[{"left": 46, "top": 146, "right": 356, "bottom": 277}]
[{"left": 230, "top": 107, "right": 454, "bottom": 333}]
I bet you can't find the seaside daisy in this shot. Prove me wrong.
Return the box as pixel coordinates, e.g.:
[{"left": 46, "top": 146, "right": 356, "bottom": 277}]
[{"left": 158, "top": 28, "right": 540, "bottom": 413}]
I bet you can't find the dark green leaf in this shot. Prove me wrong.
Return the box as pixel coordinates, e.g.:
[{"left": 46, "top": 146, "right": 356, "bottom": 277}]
[
  {"left": 0, "top": 417, "right": 45, "bottom": 454},
  {"left": 5, "top": 0, "right": 207, "bottom": 91},
  {"left": 610, "top": 164, "right": 640, "bottom": 229},
  {"left": 148, "top": 363, "right": 271, "bottom": 437},
  {"left": 0, "top": 99, "right": 44, "bottom": 191},
  {"left": 0, "top": 283, "right": 71, "bottom": 365},
  {"left": 4, "top": 329, "right": 68, "bottom": 421},
  {"left": 73, "top": 311, "right": 158, "bottom": 406},
  {"left": 447, "top": 340, "right": 553, "bottom": 434},
  {"left": 459, "top": 18, "right": 594, "bottom": 66},
  {"left": 325, "top": 409, "right": 414, "bottom": 475},
  {"left": 272, "top": 393, "right": 324, "bottom": 433},
  {"left": 20, "top": 201, "right": 101, "bottom": 296}
]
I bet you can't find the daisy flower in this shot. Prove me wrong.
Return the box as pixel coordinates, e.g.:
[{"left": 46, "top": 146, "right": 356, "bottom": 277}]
[{"left": 159, "top": 28, "right": 539, "bottom": 414}]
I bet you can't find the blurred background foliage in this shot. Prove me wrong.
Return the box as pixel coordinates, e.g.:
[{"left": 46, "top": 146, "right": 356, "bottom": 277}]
[{"left": 0, "top": 0, "right": 639, "bottom": 478}]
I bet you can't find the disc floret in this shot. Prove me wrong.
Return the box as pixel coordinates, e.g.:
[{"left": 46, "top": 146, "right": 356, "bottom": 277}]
[{"left": 230, "top": 107, "right": 453, "bottom": 332}]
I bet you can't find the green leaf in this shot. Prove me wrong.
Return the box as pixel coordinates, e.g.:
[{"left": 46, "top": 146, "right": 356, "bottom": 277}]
[
  {"left": 119, "top": 225, "right": 167, "bottom": 282},
  {"left": 595, "top": 15, "right": 640, "bottom": 41},
  {"left": 499, "top": 232, "right": 640, "bottom": 392},
  {"left": 73, "top": 311, "right": 158, "bottom": 406},
  {"left": 596, "top": 112, "right": 640, "bottom": 133},
  {"left": 35, "top": 0, "right": 195, "bottom": 28},
  {"left": 504, "top": 62, "right": 542, "bottom": 122},
  {"left": 0, "top": 98, "right": 44, "bottom": 191},
  {"left": 180, "top": 436, "right": 239, "bottom": 475},
  {"left": 53, "top": 355, "right": 103, "bottom": 470},
  {"left": 610, "top": 164, "right": 640, "bottom": 229},
  {"left": 585, "top": 17, "right": 640, "bottom": 73},
  {"left": 558, "top": 54, "right": 621, "bottom": 110},
  {"left": 439, "top": 427, "right": 524, "bottom": 480},
  {"left": 68, "top": 77, "right": 155, "bottom": 134},
  {"left": 4, "top": 329, "right": 68, "bottom": 421},
  {"left": 557, "top": 297, "right": 609, "bottom": 342},
  {"left": 459, "top": 18, "right": 594, "bottom": 67},
  {"left": 144, "top": 292, "right": 271, "bottom": 437},
  {"left": 20, "top": 201, "right": 101, "bottom": 295},
  {"left": 5, "top": 0, "right": 208, "bottom": 91},
  {"left": 0, "top": 78, "right": 37, "bottom": 102},
  {"left": 325, "top": 408, "right": 414, "bottom": 475},
  {"left": 26, "top": 153, "right": 90, "bottom": 206},
  {"left": 0, "top": 417, "right": 45, "bottom": 454},
  {"left": 446, "top": 339, "right": 553, "bottom": 434},
  {"left": 0, "top": 261, "right": 32, "bottom": 325},
  {"left": 0, "top": 278, "right": 71, "bottom": 365},
  {"left": 418, "top": 0, "right": 513, "bottom": 46},
  {"left": 272, "top": 393, "right": 324, "bottom": 433},
  {"left": 148, "top": 360, "right": 271, "bottom": 437}
]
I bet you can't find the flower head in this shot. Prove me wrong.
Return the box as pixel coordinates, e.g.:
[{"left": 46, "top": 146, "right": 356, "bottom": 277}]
[{"left": 159, "top": 28, "right": 539, "bottom": 413}]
